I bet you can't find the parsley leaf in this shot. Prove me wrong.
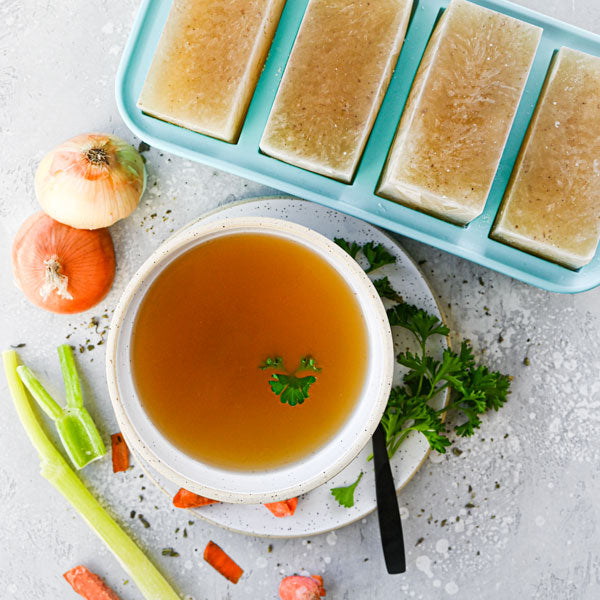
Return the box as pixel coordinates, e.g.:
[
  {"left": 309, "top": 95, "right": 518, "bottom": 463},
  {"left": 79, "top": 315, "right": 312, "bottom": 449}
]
[
  {"left": 298, "top": 356, "right": 321, "bottom": 372},
  {"left": 362, "top": 241, "right": 396, "bottom": 273},
  {"left": 261, "top": 355, "right": 321, "bottom": 406},
  {"left": 373, "top": 276, "right": 403, "bottom": 303},
  {"left": 382, "top": 387, "right": 450, "bottom": 456},
  {"left": 330, "top": 471, "right": 363, "bottom": 508},
  {"left": 334, "top": 238, "right": 396, "bottom": 273},
  {"left": 259, "top": 356, "right": 284, "bottom": 371},
  {"left": 388, "top": 304, "right": 450, "bottom": 349},
  {"left": 447, "top": 356, "right": 511, "bottom": 437},
  {"left": 268, "top": 373, "right": 317, "bottom": 406},
  {"left": 386, "top": 311, "right": 510, "bottom": 454},
  {"left": 334, "top": 238, "right": 361, "bottom": 259}
]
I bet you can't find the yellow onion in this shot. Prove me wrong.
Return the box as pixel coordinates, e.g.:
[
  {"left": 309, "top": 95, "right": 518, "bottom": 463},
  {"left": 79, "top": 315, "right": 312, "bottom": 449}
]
[{"left": 35, "top": 133, "right": 146, "bottom": 229}]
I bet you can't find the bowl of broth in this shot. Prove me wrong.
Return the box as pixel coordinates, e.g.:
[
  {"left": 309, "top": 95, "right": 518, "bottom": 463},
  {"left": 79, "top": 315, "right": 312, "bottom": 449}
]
[{"left": 106, "top": 216, "right": 394, "bottom": 503}]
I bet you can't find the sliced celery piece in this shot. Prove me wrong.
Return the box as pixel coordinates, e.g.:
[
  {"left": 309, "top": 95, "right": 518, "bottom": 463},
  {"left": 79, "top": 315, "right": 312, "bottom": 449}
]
[
  {"left": 3, "top": 350, "right": 180, "bottom": 600},
  {"left": 58, "top": 344, "right": 83, "bottom": 408},
  {"left": 56, "top": 408, "right": 106, "bottom": 469},
  {"left": 16, "top": 351, "right": 105, "bottom": 469},
  {"left": 15, "top": 365, "right": 62, "bottom": 420}
]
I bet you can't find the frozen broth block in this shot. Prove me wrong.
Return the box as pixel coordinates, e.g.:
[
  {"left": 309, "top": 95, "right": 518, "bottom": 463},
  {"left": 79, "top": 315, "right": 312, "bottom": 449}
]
[
  {"left": 492, "top": 48, "right": 600, "bottom": 269},
  {"left": 138, "top": 0, "right": 286, "bottom": 143},
  {"left": 378, "top": 0, "right": 542, "bottom": 224},
  {"left": 260, "top": 0, "right": 414, "bottom": 183}
]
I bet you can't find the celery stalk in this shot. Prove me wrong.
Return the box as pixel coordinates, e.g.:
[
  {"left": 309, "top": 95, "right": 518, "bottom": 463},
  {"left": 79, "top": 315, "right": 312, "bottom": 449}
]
[
  {"left": 17, "top": 364, "right": 106, "bottom": 470},
  {"left": 15, "top": 365, "right": 62, "bottom": 420},
  {"left": 57, "top": 344, "right": 83, "bottom": 408},
  {"left": 56, "top": 408, "right": 106, "bottom": 469},
  {"left": 3, "top": 350, "right": 181, "bottom": 600}
]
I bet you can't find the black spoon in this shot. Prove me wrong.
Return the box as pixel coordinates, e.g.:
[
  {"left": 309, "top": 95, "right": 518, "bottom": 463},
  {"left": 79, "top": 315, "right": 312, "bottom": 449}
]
[{"left": 372, "top": 422, "right": 406, "bottom": 573}]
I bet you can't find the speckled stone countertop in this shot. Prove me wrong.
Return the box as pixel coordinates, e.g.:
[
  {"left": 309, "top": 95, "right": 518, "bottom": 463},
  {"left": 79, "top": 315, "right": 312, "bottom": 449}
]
[{"left": 1, "top": 1, "right": 600, "bottom": 599}]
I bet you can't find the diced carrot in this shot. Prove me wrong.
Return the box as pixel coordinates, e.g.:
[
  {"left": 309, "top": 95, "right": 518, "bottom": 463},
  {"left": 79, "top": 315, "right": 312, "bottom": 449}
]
[
  {"left": 63, "top": 565, "right": 121, "bottom": 600},
  {"left": 173, "top": 487, "right": 219, "bottom": 509},
  {"left": 110, "top": 433, "right": 129, "bottom": 473},
  {"left": 203, "top": 541, "right": 244, "bottom": 584},
  {"left": 264, "top": 497, "right": 298, "bottom": 517},
  {"left": 278, "top": 575, "right": 326, "bottom": 600}
]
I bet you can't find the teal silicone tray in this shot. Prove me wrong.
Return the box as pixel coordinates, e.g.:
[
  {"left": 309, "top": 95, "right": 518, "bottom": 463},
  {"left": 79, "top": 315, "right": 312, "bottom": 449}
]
[{"left": 116, "top": 0, "right": 600, "bottom": 293}]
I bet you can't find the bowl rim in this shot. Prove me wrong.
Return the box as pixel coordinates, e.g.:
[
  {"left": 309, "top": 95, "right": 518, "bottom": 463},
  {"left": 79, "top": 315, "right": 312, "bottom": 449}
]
[{"left": 106, "top": 216, "right": 394, "bottom": 503}]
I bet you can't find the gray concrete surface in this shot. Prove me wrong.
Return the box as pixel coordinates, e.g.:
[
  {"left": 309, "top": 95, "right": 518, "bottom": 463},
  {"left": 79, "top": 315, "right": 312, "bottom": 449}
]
[{"left": 1, "top": 1, "right": 600, "bottom": 598}]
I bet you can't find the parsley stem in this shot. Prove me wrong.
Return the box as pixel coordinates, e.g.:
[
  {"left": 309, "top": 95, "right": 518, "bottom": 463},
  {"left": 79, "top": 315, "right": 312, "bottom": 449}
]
[
  {"left": 426, "top": 381, "right": 451, "bottom": 403},
  {"left": 435, "top": 400, "right": 461, "bottom": 415},
  {"left": 415, "top": 338, "right": 428, "bottom": 397},
  {"left": 416, "top": 375, "right": 424, "bottom": 397},
  {"left": 388, "top": 429, "right": 414, "bottom": 457}
]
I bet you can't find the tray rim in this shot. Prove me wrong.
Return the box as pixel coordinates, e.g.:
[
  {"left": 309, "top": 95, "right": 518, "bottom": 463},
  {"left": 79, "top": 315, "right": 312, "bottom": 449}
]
[{"left": 115, "top": 0, "right": 600, "bottom": 294}]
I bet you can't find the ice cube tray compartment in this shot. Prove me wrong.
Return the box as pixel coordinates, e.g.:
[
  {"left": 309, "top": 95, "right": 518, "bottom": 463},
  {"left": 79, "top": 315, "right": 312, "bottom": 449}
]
[{"left": 116, "top": 0, "right": 600, "bottom": 292}]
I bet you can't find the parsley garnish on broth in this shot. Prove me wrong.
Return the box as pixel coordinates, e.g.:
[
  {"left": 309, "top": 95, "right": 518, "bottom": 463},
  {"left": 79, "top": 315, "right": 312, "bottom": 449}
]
[{"left": 260, "top": 356, "right": 321, "bottom": 407}]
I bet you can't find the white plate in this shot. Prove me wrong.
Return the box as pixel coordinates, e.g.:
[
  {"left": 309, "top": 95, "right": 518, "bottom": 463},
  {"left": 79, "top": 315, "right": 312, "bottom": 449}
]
[{"left": 134, "top": 197, "right": 448, "bottom": 538}]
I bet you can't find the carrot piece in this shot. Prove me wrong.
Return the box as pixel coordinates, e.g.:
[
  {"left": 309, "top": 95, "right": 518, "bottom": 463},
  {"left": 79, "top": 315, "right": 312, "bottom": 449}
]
[
  {"left": 203, "top": 541, "right": 244, "bottom": 584},
  {"left": 63, "top": 565, "right": 121, "bottom": 600},
  {"left": 264, "top": 497, "right": 298, "bottom": 517},
  {"left": 278, "top": 575, "right": 326, "bottom": 600},
  {"left": 110, "top": 433, "right": 129, "bottom": 473},
  {"left": 173, "top": 487, "right": 219, "bottom": 509}
]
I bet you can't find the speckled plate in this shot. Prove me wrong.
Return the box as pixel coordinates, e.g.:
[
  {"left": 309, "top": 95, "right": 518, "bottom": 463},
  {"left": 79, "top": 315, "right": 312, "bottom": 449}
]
[{"left": 134, "top": 197, "right": 448, "bottom": 537}]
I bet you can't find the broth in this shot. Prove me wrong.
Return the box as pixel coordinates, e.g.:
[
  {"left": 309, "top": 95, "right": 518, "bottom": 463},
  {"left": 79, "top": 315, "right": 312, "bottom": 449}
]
[{"left": 131, "top": 232, "right": 369, "bottom": 470}]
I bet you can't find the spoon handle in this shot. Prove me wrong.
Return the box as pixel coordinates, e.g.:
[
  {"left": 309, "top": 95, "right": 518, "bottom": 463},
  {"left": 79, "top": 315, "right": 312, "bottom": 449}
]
[{"left": 372, "top": 422, "right": 406, "bottom": 574}]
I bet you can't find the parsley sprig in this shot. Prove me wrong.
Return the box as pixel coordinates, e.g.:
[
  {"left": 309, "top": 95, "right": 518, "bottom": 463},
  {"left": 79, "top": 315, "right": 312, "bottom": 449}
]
[
  {"left": 372, "top": 276, "right": 403, "bottom": 303},
  {"left": 260, "top": 355, "right": 321, "bottom": 407},
  {"left": 330, "top": 239, "right": 511, "bottom": 507},
  {"left": 334, "top": 238, "right": 361, "bottom": 259},
  {"left": 334, "top": 238, "right": 396, "bottom": 273},
  {"left": 331, "top": 471, "right": 363, "bottom": 508},
  {"left": 384, "top": 306, "right": 510, "bottom": 456}
]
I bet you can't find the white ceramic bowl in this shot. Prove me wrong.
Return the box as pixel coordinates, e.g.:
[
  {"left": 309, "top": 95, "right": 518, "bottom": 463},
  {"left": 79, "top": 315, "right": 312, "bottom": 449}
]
[{"left": 106, "top": 217, "right": 393, "bottom": 504}]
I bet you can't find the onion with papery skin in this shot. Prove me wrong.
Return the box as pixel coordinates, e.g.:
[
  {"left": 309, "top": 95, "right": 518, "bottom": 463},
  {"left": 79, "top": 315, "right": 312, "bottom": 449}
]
[
  {"left": 35, "top": 133, "right": 146, "bottom": 229},
  {"left": 12, "top": 212, "right": 116, "bottom": 314}
]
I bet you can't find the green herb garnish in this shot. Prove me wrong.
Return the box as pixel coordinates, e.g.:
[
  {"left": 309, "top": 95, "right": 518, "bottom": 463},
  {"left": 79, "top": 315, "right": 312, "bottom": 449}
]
[
  {"left": 382, "top": 386, "right": 450, "bottom": 457},
  {"left": 331, "top": 471, "right": 363, "bottom": 508},
  {"left": 269, "top": 374, "right": 316, "bottom": 407},
  {"left": 334, "top": 237, "right": 361, "bottom": 259},
  {"left": 372, "top": 276, "right": 403, "bottom": 303},
  {"left": 259, "top": 356, "right": 284, "bottom": 371},
  {"left": 261, "top": 355, "right": 321, "bottom": 406},
  {"left": 161, "top": 548, "right": 179, "bottom": 557},
  {"left": 336, "top": 237, "right": 402, "bottom": 301},
  {"left": 362, "top": 241, "right": 396, "bottom": 273},
  {"left": 388, "top": 307, "right": 510, "bottom": 446},
  {"left": 335, "top": 238, "right": 397, "bottom": 273},
  {"left": 298, "top": 356, "right": 321, "bottom": 372},
  {"left": 329, "top": 240, "right": 511, "bottom": 507},
  {"left": 381, "top": 307, "right": 510, "bottom": 471},
  {"left": 387, "top": 303, "right": 450, "bottom": 347}
]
